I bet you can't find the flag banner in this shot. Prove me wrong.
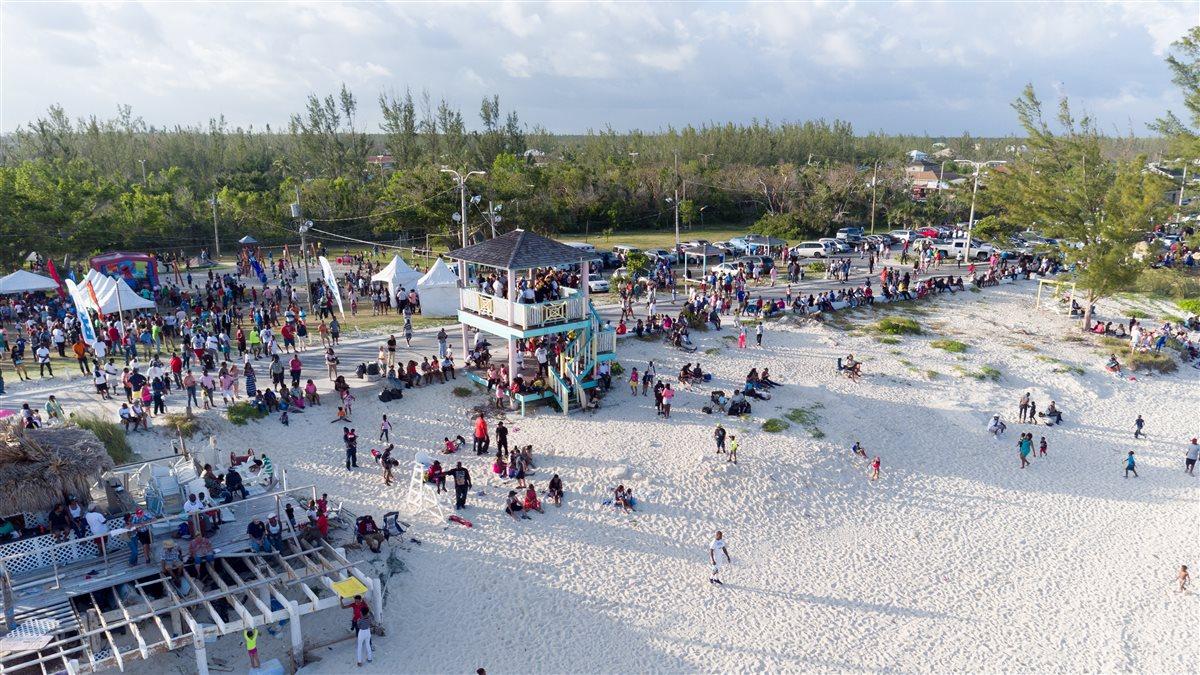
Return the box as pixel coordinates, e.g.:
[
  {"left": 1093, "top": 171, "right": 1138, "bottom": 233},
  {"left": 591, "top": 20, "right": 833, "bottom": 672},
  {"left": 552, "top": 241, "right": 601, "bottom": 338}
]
[
  {"left": 65, "top": 280, "right": 98, "bottom": 345},
  {"left": 318, "top": 256, "right": 345, "bottom": 318},
  {"left": 46, "top": 260, "right": 66, "bottom": 299}
]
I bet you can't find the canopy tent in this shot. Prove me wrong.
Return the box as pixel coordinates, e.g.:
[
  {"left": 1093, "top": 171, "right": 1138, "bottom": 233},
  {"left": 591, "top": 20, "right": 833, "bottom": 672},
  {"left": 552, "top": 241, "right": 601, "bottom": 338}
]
[
  {"left": 238, "top": 235, "right": 260, "bottom": 245},
  {"left": 415, "top": 258, "right": 460, "bottom": 317},
  {"left": 681, "top": 245, "right": 726, "bottom": 279},
  {"left": 0, "top": 270, "right": 58, "bottom": 294},
  {"left": 743, "top": 235, "right": 788, "bottom": 257},
  {"left": 81, "top": 270, "right": 155, "bottom": 314},
  {"left": 371, "top": 255, "right": 423, "bottom": 307}
]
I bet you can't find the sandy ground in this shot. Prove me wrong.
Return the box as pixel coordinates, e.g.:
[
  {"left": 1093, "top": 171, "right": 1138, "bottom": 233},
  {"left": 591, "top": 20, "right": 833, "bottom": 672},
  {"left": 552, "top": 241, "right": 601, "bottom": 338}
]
[{"left": 8, "top": 282, "right": 1199, "bottom": 674}]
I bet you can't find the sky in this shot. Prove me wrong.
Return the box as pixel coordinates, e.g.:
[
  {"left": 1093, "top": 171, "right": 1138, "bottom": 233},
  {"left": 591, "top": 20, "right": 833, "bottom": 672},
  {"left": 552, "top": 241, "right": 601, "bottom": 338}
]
[{"left": 1, "top": 1, "right": 1197, "bottom": 137}]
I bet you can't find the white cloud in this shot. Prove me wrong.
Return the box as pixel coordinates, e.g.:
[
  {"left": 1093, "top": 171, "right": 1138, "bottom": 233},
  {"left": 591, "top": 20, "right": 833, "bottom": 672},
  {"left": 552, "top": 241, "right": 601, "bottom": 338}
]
[
  {"left": 0, "top": 1, "right": 1190, "bottom": 135},
  {"left": 502, "top": 53, "right": 533, "bottom": 78}
]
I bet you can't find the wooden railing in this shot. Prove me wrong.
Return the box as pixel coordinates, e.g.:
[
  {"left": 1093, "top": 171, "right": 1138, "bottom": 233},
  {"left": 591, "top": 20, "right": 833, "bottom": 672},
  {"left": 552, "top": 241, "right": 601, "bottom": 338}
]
[
  {"left": 460, "top": 287, "right": 588, "bottom": 328},
  {"left": 595, "top": 329, "right": 616, "bottom": 354}
]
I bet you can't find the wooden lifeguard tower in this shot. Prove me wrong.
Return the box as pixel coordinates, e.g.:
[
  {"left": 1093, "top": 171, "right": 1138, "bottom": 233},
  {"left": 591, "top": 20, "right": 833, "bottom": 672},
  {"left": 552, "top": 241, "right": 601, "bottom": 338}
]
[{"left": 445, "top": 229, "right": 617, "bottom": 415}]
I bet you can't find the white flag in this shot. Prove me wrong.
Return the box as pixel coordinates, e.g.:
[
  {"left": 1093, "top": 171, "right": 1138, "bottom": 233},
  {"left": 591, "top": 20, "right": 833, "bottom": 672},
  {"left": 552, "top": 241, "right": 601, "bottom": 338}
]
[{"left": 317, "top": 256, "right": 345, "bottom": 318}]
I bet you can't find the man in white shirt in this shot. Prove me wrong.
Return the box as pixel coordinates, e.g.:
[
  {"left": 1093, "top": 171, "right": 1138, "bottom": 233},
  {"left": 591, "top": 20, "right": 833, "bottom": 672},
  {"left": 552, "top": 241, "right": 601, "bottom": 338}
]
[
  {"left": 85, "top": 504, "right": 110, "bottom": 555},
  {"left": 36, "top": 344, "right": 52, "bottom": 377},
  {"left": 709, "top": 531, "right": 731, "bottom": 585}
]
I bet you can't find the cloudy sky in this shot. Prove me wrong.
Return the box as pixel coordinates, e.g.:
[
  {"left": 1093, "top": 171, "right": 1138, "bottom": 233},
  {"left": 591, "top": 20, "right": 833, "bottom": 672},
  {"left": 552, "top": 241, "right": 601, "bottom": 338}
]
[{"left": 1, "top": 1, "right": 1196, "bottom": 136}]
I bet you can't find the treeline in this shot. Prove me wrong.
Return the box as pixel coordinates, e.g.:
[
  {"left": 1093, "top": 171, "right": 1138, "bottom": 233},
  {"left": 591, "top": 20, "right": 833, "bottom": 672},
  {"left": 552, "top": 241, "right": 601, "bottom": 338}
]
[{"left": 0, "top": 83, "right": 1170, "bottom": 268}]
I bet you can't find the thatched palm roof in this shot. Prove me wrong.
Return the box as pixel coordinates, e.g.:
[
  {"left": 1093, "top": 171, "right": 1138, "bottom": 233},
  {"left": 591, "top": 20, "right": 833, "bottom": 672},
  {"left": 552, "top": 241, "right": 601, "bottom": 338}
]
[
  {"left": 0, "top": 422, "right": 114, "bottom": 514},
  {"left": 445, "top": 229, "right": 588, "bottom": 270}
]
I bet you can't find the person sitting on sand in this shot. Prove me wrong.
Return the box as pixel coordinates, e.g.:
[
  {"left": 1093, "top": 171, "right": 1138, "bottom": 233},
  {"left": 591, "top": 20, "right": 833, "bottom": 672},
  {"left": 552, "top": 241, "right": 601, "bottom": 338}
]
[
  {"left": 1042, "top": 401, "right": 1063, "bottom": 425},
  {"left": 840, "top": 354, "right": 862, "bottom": 381},
  {"left": 758, "top": 368, "right": 781, "bottom": 388},
  {"left": 505, "top": 490, "right": 530, "bottom": 520},
  {"left": 613, "top": 485, "right": 635, "bottom": 513},
  {"left": 987, "top": 414, "right": 1007, "bottom": 438},
  {"left": 1105, "top": 355, "right": 1123, "bottom": 376},
  {"left": 523, "top": 485, "right": 544, "bottom": 514},
  {"left": 547, "top": 474, "right": 564, "bottom": 506}
]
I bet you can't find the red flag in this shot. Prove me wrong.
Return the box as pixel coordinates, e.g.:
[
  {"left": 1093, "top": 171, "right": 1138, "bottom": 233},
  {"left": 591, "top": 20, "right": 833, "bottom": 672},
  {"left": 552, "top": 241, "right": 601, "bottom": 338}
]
[
  {"left": 85, "top": 280, "right": 101, "bottom": 309},
  {"left": 46, "top": 260, "right": 66, "bottom": 299}
]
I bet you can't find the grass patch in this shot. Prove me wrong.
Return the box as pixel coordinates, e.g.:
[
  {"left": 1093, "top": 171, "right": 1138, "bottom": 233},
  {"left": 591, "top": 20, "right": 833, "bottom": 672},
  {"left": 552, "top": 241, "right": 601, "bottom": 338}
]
[
  {"left": 876, "top": 336, "right": 901, "bottom": 345},
  {"left": 1127, "top": 350, "right": 1179, "bottom": 374},
  {"left": 784, "top": 407, "right": 825, "bottom": 438},
  {"left": 226, "top": 401, "right": 268, "bottom": 426},
  {"left": 162, "top": 413, "right": 199, "bottom": 438},
  {"left": 955, "top": 365, "right": 1002, "bottom": 381},
  {"left": 704, "top": 347, "right": 721, "bottom": 355},
  {"left": 1133, "top": 267, "right": 1200, "bottom": 300},
  {"left": 930, "top": 339, "right": 968, "bottom": 353},
  {"left": 1125, "top": 309, "right": 1150, "bottom": 319},
  {"left": 73, "top": 415, "right": 134, "bottom": 463},
  {"left": 761, "top": 418, "right": 790, "bottom": 433},
  {"left": 1098, "top": 336, "right": 1129, "bottom": 350},
  {"left": 969, "top": 286, "right": 981, "bottom": 293},
  {"left": 1053, "top": 364, "right": 1086, "bottom": 375},
  {"left": 925, "top": 370, "right": 940, "bottom": 379},
  {"left": 1178, "top": 298, "right": 1200, "bottom": 315},
  {"left": 452, "top": 386, "right": 473, "bottom": 398},
  {"left": 871, "top": 317, "right": 923, "bottom": 335},
  {"left": 889, "top": 349, "right": 902, "bottom": 355}
]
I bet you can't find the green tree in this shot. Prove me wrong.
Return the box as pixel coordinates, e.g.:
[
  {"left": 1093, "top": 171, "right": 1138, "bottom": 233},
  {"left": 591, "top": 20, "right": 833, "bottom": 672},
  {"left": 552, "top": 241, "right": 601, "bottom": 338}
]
[
  {"left": 1152, "top": 26, "right": 1200, "bottom": 158},
  {"left": 984, "top": 85, "right": 1166, "bottom": 329}
]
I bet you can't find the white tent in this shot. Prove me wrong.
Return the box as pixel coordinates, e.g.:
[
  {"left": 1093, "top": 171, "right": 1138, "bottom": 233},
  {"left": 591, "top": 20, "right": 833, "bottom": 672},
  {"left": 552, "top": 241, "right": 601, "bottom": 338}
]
[
  {"left": 415, "top": 258, "right": 460, "bottom": 317},
  {"left": 371, "top": 255, "right": 423, "bottom": 307},
  {"left": 0, "top": 270, "right": 58, "bottom": 294},
  {"left": 82, "top": 270, "right": 155, "bottom": 314}
]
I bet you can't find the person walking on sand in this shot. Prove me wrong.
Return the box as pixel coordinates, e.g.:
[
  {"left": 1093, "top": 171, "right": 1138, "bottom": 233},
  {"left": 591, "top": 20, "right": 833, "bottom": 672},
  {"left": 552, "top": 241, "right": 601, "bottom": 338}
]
[
  {"left": 737, "top": 327, "right": 747, "bottom": 349},
  {"left": 714, "top": 423, "right": 726, "bottom": 455},
  {"left": 1133, "top": 415, "right": 1145, "bottom": 439},
  {"left": 709, "top": 531, "right": 731, "bottom": 585},
  {"left": 870, "top": 456, "right": 881, "bottom": 481},
  {"left": 1179, "top": 565, "right": 1190, "bottom": 593},
  {"left": 727, "top": 436, "right": 738, "bottom": 464},
  {"left": 446, "top": 461, "right": 472, "bottom": 510},
  {"left": 1019, "top": 433, "right": 1032, "bottom": 469},
  {"left": 629, "top": 367, "right": 639, "bottom": 395},
  {"left": 1018, "top": 392, "right": 1030, "bottom": 423},
  {"left": 1124, "top": 451, "right": 1138, "bottom": 478},
  {"left": 1039, "top": 436, "right": 1048, "bottom": 457},
  {"left": 379, "top": 414, "right": 391, "bottom": 442},
  {"left": 755, "top": 322, "right": 763, "bottom": 347},
  {"left": 1185, "top": 438, "right": 1199, "bottom": 476},
  {"left": 355, "top": 605, "right": 375, "bottom": 666}
]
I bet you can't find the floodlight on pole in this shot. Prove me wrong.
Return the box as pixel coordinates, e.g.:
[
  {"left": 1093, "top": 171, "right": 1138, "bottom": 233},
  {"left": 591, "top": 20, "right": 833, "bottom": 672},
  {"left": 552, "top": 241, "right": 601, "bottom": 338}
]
[{"left": 441, "top": 168, "right": 487, "bottom": 247}]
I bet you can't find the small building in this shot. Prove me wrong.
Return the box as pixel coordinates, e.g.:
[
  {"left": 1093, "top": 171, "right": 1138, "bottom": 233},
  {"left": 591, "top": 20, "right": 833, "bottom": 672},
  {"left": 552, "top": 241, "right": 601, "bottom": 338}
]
[{"left": 445, "top": 230, "right": 617, "bottom": 415}]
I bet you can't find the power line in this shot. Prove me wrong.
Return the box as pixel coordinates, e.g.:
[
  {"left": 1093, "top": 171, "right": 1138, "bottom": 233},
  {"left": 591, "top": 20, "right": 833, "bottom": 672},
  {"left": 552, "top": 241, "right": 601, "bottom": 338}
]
[{"left": 306, "top": 185, "right": 457, "bottom": 223}]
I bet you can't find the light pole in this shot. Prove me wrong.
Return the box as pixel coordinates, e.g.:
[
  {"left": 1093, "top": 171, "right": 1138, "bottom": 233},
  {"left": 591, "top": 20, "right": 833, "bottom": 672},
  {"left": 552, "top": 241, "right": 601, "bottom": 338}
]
[
  {"left": 869, "top": 161, "right": 880, "bottom": 234},
  {"left": 209, "top": 192, "right": 221, "bottom": 259},
  {"left": 291, "top": 185, "right": 314, "bottom": 312},
  {"left": 699, "top": 205, "right": 708, "bottom": 229},
  {"left": 441, "top": 168, "right": 486, "bottom": 247},
  {"left": 139, "top": 159, "right": 147, "bottom": 185},
  {"left": 699, "top": 153, "right": 714, "bottom": 167},
  {"left": 960, "top": 160, "right": 1000, "bottom": 263}
]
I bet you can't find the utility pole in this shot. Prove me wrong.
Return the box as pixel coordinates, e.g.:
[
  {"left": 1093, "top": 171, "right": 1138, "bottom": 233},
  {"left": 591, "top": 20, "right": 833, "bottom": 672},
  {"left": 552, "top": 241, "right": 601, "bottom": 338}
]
[
  {"left": 965, "top": 166, "right": 981, "bottom": 263},
  {"left": 209, "top": 192, "right": 221, "bottom": 259},
  {"left": 441, "top": 168, "right": 486, "bottom": 247},
  {"left": 292, "top": 185, "right": 313, "bottom": 312},
  {"left": 1180, "top": 165, "right": 1188, "bottom": 207},
  {"left": 139, "top": 159, "right": 147, "bottom": 185},
  {"left": 869, "top": 161, "right": 880, "bottom": 234},
  {"left": 673, "top": 151, "right": 680, "bottom": 250}
]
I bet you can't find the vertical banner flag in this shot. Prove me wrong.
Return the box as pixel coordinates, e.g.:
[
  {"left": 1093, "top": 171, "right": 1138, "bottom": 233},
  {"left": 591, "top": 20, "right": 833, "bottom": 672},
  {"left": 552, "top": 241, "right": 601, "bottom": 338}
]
[
  {"left": 46, "top": 260, "right": 66, "bottom": 299},
  {"left": 65, "top": 280, "right": 98, "bottom": 345},
  {"left": 317, "top": 256, "right": 345, "bottom": 318}
]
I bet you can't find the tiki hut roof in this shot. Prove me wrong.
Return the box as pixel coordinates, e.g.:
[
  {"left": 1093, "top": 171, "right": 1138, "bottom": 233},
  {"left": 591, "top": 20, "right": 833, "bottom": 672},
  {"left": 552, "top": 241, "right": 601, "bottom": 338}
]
[
  {"left": 0, "top": 422, "right": 114, "bottom": 515},
  {"left": 445, "top": 229, "right": 588, "bottom": 271}
]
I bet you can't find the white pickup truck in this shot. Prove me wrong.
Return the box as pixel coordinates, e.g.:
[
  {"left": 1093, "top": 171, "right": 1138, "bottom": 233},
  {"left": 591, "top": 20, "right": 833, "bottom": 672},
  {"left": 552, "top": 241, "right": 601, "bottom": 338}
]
[{"left": 932, "top": 239, "right": 993, "bottom": 261}]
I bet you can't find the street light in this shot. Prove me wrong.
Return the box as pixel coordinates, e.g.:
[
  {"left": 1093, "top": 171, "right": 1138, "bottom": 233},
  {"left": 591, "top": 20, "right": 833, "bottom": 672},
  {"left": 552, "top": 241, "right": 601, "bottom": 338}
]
[
  {"left": 960, "top": 160, "right": 1002, "bottom": 263},
  {"left": 699, "top": 205, "right": 708, "bottom": 229},
  {"left": 441, "top": 168, "right": 487, "bottom": 247}
]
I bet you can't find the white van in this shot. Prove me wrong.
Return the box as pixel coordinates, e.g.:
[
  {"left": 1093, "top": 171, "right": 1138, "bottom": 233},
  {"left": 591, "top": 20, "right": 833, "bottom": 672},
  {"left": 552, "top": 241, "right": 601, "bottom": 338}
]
[
  {"left": 565, "top": 242, "right": 596, "bottom": 254},
  {"left": 791, "top": 241, "right": 833, "bottom": 258}
]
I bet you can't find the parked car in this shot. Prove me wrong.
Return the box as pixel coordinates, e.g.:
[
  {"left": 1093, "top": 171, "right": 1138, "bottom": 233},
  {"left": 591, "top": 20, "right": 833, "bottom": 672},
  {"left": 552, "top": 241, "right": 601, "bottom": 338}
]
[
  {"left": 644, "top": 248, "right": 679, "bottom": 265},
  {"left": 836, "top": 227, "right": 865, "bottom": 244},
  {"left": 889, "top": 229, "right": 918, "bottom": 242},
  {"left": 791, "top": 241, "right": 833, "bottom": 258},
  {"left": 916, "top": 227, "right": 941, "bottom": 239},
  {"left": 710, "top": 261, "right": 743, "bottom": 276},
  {"left": 932, "top": 238, "right": 993, "bottom": 260},
  {"left": 596, "top": 251, "right": 621, "bottom": 269},
  {"left": 818, "top": 237, "right": 850, "bottom": 253},
  {"left": 736, "top": 255, "right": 775, "bottom": 272},
  {"left": 725, "top": 237, "right": 751, "bottom": 254},
  {"left": 586, "top": 273, "right": 610, "bottom": 293}
]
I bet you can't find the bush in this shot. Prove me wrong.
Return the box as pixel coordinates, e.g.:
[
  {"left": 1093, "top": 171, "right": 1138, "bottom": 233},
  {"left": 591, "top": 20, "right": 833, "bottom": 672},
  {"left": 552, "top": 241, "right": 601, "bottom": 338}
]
[
  {"left": 1134, "top": 267, "right": 1200, "bottom": 299},
  {"left": 877, "top": 336, "right": 900, "bottom": 345},
  {"left": 1125, "top": 309, "right": 1150, "bottom": 319},
  {"left": 162, "top": 414, "right": 199, "bottom": 438},
  {"left": 610, "top": 361, "right": 625, "bottom": 376},
  {"left": 73, "top": 415, "right": 134, "bottom": 464},
  {"left": 977, "top": 365, "right": 1002, "bottom": 381},
  {"left": 452, "top": 386, "right": 473, "bottom": 398},
  {"left": 783, "top": 407, "right": 824, "bottom": 438},
  {"left": 1178, "top": 298, "right": 1200, "bottom": 315},
  {"left": 1127, "top": 351, "right": 1178, "bottom": 374},
  {"left": 226, "top": 402, "right": 267, "bottom": 426},
  {"left": 762, "top": 418, "right": 790, "bottom": 433},
  {"left": 872, "top": 317, "right": 923, "bottom": 335},
  {"left": 930, "top": 339, "right": 968, "bottom": 353},
  {"left": 704, "top": 347, "right": 721, "bottom": 355},
  {"left": 806, "top": 261, "right": 828, "bottom": 273}
]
